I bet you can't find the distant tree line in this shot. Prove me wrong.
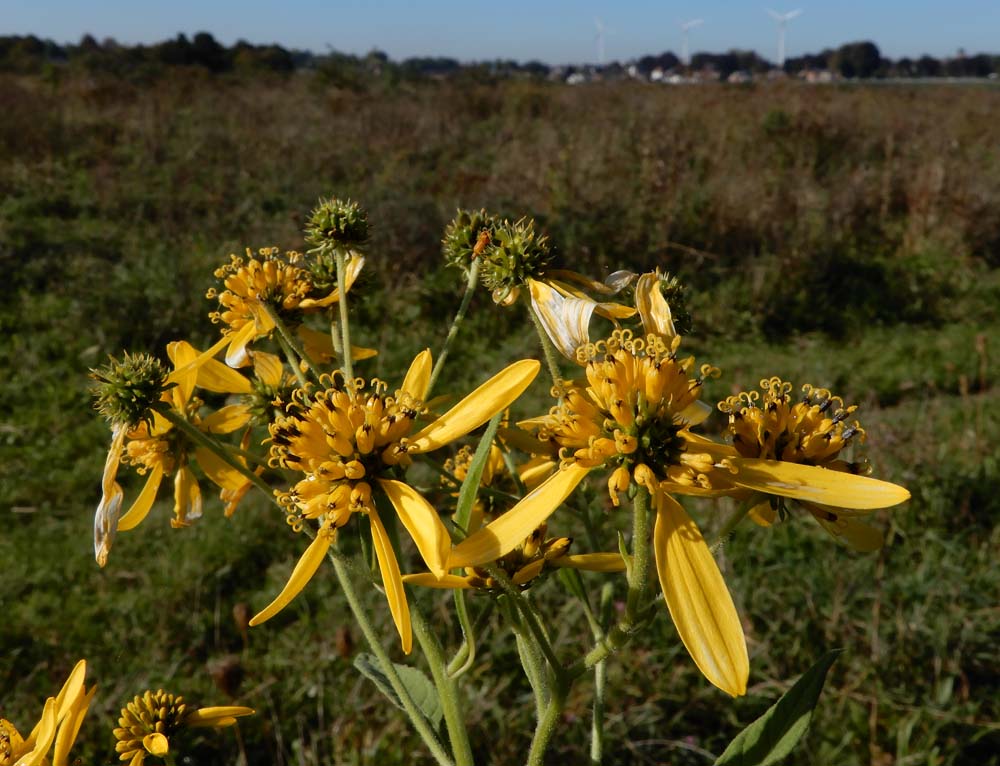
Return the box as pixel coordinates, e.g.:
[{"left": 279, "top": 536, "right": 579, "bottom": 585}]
[{"left": 1, "top": 32, "right": 999, "bottom": 81}]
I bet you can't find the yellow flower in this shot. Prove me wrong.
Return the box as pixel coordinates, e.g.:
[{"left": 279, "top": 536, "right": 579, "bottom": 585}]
[
  {"left": 94, "top": 341, "right": 255, "bottom": 566},
  {"left": 718, "top": 377, "right": 910, "bottom": 550},
  {"left": 113, "top": 689, "right": 253, "bottom": 766},
  {"left": 248, "top": 351, "right": 541, "bottom": 653},
  {"left": 449, "top": 280, "right": 749, "bottom": 696},
  {"left": 1, "top": 660, "right": 94, "bottom": 766},
  {"left": 206, "top": 247, "right": 366, "bottom": 367}
]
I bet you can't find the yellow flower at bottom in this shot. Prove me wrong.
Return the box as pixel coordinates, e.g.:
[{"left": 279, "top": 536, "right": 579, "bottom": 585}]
[
  {"left": 113, "top": 689, "right": 253, "bottom": 766},
  {"left": 0, "top": 660, "right": 94, "bottom": 766}
]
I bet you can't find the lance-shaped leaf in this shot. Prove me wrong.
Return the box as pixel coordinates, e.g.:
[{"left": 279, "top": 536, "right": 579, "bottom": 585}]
[{"left": 714, "top": 650, "right": 842, "bottom": 766}]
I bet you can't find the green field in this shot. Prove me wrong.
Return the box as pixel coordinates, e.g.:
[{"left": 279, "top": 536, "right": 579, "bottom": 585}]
[{"left": 1, "top": 72, "right": 998, "bottom": 764}]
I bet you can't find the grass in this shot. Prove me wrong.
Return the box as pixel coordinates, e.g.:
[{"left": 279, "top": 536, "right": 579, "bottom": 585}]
[{"left": 1, "top": 70, "right": 998, "bottom": 764}]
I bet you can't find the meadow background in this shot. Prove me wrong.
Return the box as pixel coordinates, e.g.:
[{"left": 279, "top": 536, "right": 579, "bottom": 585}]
[{"left": 1, "top": 68, "right": 998, "bottom": 765}]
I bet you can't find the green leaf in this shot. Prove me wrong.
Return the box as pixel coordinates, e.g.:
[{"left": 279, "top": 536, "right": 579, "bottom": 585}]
[
  {"left": 353, "top": 652, "right": 444, "bottom": 729},
  {"left": 452, "top": 411, "right": 503, "bottom": 537},
  {"left": 714, "top": 649, "right": 843, "bottom": 766}
]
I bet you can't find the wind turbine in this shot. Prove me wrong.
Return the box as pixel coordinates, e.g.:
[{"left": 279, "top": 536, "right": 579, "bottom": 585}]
[
  {"left": 766, "top": 8, "right": 802, "bottom": 68},
  {"left": 680, "top": 19, "right": 704, "bottom": 67},
  {"left": 594, "top": 17, "right": 608, "bottom": 65}
]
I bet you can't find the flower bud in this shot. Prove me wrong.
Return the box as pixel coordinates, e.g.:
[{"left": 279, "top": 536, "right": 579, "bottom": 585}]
[{"left": 90, "top": 352, "right": 170, "bottom": 428}]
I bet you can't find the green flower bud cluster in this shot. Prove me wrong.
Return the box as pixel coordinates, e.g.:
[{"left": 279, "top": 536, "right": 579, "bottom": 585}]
[
  {"left": 441, "top": 208, "right": 498, "bottom": 271},
  {"left": 480, "top": 217, "right": 554, "bottom": 305},
  {"left": 304, "top": 197, "right": 369, "bottom": 291},
  {"left": 90, "top": 352, "right": 170, "bottom": 428}
]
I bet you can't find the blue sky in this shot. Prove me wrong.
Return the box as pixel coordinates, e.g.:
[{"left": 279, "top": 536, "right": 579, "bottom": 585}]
[{"left": 5, "top": 1, "right": 999, "bottom": 64}]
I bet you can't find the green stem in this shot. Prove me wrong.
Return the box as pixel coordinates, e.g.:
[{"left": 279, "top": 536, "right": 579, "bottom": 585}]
[
  {"left": 625, "top": 487, "right": 652, "bottom": 623},
  {"left": 526, "top": 301, "right": 566, "bottom": 397},
  {"left": 427, "top": 259, "right": 479, "bottom": 399},
  {"left": 411, "top": 603, "right": 474, "bottom": 766},
  {"left": 485, "top": 565, "right": 564, "bottom": 679},
  {"left": 329, "top": 554, "right": 454, "bottom": 766},
  {"left": 335, "top": 249, "right": 355, "bottom": 382},
  {"left": 590, "top": 657, "right": 607, "bottom": 765},
  {"left": 526, "top": 688, "right": 566, "bottom": 766},
  {"left": 262, "top": 304, "right": 322, "bottom": 383},
  {"left": 275, "top": 329, "right": 311, "bottom": 391},
  {"left": 590, "top": 584, "right": 613, "bottom": 766},
  {"left": 157, "top": 408, "right": 273, "bottom": 500},
  {"left": 500, "top": 595, "right": 549, "bottom": 717},
  {"left": 710, "top": 493, "right": 761, "bottom": 549}
]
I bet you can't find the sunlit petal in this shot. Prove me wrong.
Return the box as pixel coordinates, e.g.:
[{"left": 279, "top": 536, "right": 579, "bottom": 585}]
[
  {"left": 201, "top": 404, "right": 252, "bottom": 434},
  {"left": 116, "top": 465, "right": 164, "bottom": 532},
  {"left": 528, "top": 278, "right": 596, "bottom": 360},
  {"left": 401, "top": 349, "right": 433, "bottom": 401},
  {"left": 21, "top": 698, "right": 58, "bottom": 766},
  {"left": 369, "top": 508, "right": 412, "bottom": 654},
  {"left": 401, "top": 573, "right": 473, "bottom": 589},
  {"left": 252, "top": 351, "right": 284, "bottom": 387},
  {"left": 678, "top": 400, "right": 713, "bottom": 426},
  {"left": 143, "top": 733, "right": 169, "bottom": 756},
  {"left": 653, "top": 491, "right": 748, "bottom": 697},
  {"left": 53, "top": 686, "right": 95, "bottom": 766},
  {"left": 378, "top": 479, "right": 451, "bottom": 576},
  {"left": 194, "top": 447, "right": 249, "bottom": 492},
  {"left": 165, "top": 341, "right": 198, "bottom": 406},
  {"left": 635, "top": 271, "right": 677, "bottom": 339},
  {"left": 185, "top": 706, "right": 255, "bottom": 727},
  {"left": 408, "top": 359, "right": 540, "bottom": 453},
  {"left": 448, "top": 463, "right": 590, "bottom": 569},
  {"left": 249, "top": 530, "right": 332, "bottom": 626},
  {"left": 171, "top": 466, "right": 203, "bottom": 527},
  {"left": 196, "top": 358, "right": 253, "bottom": 394},
  {"left": 224, "top": 322, "right": 259, "bottom": 369},
  {"left": 550, "top": 552, "right": 627, "bottom": 572},
  {"left": 728, "top": 458, "right": 911, "bottom": 510}
]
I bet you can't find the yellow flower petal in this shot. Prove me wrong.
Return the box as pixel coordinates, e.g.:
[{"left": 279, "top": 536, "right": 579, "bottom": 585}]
[
  {"left": 225, "top": 322, "right": 261, "bottom": 369},
  {"left": 51, "top": 659, "right": 86, "bottom": 721},
  {"left": 678, "top": 399, "right": 713, "bottom": 426},
  {"left": 298, "top": 254, "right": 365, "bottom": 308},
  {"left": 551, "top": 552, "right": 628, "bottom": 572},
  {"left": 448, "top": 463, "right": 590, "bottom": 569},
  {"left": 729, "top": 458, "right": 911, "bottom": 510},
  {"left": 528, "top": 278, "right": 596, "bottom": 360},
  {"left": 401, "top": 349, "right": 433, "bottom": 402},
  {"left": 252, "top": 351, "right": 284, "bottom": 387},
  {"left": 806, "top": 504, "right": 886, "bottom": 551},
  {"left": 53, "top": 686, "right": 95, "bottom": 766},
  {"left": 408, "top": 359, "right": 540, "bottom": 453},
  {"left": 116, "top": 465, "right": 164, "bottom": 532},
  {"left": 172, "top": 465, "right": 203, "bottom": 527},
  {"left": 635, "top": 271, "right": 677, "bottom": 339},
  {"left": 402, "top": 573, "right": 473, "bottom": 589},
  {"left": 249, "top": 530, "right": 332, "bottom": 626},
  {"left": 201, "top": 404, "right": 252, "bottom": 434},
  {"left": 143, "top": 733, "right": 169, "bottom": 756},
  {"left": 166, "top": 341, "right": 198, "bottom": 406},
  {"left": 194, "top": 447, "right": 249, "bottom": 492},
  {"left": 196, "top": 358, "right": 253, "bottom": 394},
  {"left": 185, "top": 706, "right": 255, "bottom": 727},
  {"left": 369, "top": 508, "right": 412, "bottom": 654},
  {"left": 653, "top": 491, "right": 748, "bottom": 697},
  {"left": 378, "top": 479, "right": 451, "bottom": 576},
  {"left": 21, "top": 698, "right": 58, "bottom": 766},
  {"left": 512, "top": 559, "right": 546, "bottom": 585},
  {"left": 94, "top": 482, "right": 123, "bottom": 568}
]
